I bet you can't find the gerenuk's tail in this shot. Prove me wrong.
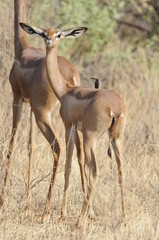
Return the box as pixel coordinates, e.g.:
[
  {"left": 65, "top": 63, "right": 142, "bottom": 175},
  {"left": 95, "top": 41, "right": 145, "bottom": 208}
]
[{"left": 107, "top": 111, "right": 122, "bottom": 158}]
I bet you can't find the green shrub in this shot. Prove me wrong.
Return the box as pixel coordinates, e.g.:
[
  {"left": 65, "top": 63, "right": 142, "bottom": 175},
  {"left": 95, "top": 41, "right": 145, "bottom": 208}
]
[{"left": 54, "top": 0, "right": 124, "bottom": 61}]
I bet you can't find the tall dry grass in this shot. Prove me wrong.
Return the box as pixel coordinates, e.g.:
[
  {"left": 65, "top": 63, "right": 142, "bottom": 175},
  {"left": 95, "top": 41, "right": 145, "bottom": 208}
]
[{"left": 0, "top": 1, "right": 159, "bottom": 239}]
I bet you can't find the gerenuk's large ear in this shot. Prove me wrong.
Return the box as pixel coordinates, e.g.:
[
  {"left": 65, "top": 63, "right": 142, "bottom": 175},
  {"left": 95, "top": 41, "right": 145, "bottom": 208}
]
[
  {"left": 61, "top": 27, "right": 88, "bottom": 39},
  {"left": 19, "top": 22, "right": 46, "bottom": 37}
]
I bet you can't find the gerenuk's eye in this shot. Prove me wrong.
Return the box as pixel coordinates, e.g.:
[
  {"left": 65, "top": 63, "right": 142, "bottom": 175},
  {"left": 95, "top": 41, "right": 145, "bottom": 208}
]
[
  {"left": 56, "top": 33, "right": 61, "bottom": 38},
  {"left": 41, "top": 31, "right": 48, "bottom": 38}
]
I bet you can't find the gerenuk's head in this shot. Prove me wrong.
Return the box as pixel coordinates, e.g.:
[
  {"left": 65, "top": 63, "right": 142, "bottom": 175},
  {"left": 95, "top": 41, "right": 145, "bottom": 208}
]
[{"left": 20, "top": 22, "right": 87, "bottom": 49}]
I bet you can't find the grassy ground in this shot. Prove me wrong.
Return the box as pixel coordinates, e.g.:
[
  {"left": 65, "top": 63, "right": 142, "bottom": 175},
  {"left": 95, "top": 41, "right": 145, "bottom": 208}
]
[{"left": 0, "top": 1, "right": 159, "bottom": 239}]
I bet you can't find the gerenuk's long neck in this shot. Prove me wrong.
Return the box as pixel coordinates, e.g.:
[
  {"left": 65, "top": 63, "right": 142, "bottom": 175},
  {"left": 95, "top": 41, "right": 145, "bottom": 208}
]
[
  {"left": 14, "top": 0, "right": 29, "bottom": 59},
  {"left": 46, "top": 45, "right": 68, "bottom": 101}
]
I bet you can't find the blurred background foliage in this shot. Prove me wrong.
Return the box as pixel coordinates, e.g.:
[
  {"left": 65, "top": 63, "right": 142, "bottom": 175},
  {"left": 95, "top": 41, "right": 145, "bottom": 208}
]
[{"left": 28, "top": 0, "right": 159, "bottom": 63}]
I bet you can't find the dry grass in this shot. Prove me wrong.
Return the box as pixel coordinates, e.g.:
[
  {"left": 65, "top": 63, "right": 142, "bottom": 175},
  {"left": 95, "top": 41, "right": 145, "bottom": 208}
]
[{"left": 0, "top": 1, "right": 159, "bottom": 239}]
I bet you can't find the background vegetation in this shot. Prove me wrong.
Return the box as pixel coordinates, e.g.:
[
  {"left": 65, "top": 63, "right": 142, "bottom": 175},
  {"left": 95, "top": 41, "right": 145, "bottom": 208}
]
[{"left": 0, "top": 0, "right": 159, "bottom": 239}]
